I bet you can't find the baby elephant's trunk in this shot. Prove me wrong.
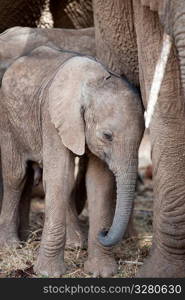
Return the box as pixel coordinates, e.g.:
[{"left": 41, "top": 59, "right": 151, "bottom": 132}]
[{"left": 98, "top": 159, "right": 138, "bottom": 247}]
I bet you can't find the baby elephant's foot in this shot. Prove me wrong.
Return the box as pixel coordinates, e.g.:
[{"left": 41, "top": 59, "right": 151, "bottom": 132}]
[
  {"left": 34, "top": 253, "right": 66, "bottom": 277},
  {"left": 66, "top": 223, "right": 86, "bottom": 249},
  {"left": 84, "top": 255, "right": 117, "bottom": 277}
]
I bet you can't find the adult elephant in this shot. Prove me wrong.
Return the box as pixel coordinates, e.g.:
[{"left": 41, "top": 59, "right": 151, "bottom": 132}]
[
  {"left": 93, "top": 0, "right": 185, "bottom": 277},
  {"left": 0, "top": 0, "right": 93, "bottom": 33}
]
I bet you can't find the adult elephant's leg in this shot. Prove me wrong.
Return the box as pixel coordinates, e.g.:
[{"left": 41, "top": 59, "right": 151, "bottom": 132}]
[
  {"left": 84, "top": 154, "right": 117, "bottom": 277},
  {"left": 93, "top": 0, "right": 139, "bottom": 86},
  {"left": 50, "top": 0, "right": 93, "bottom": 29},
  {"left": 133, "top": 1, "right": 185, "bottom": 277}
]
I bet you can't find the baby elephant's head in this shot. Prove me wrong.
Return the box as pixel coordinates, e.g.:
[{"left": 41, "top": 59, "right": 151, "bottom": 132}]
[{"left": 49, "top": 56, "right": 144, "bottom": 247}]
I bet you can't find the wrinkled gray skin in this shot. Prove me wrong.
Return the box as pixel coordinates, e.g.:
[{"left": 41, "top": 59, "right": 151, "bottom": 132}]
[
  {"left": 93, "top": 0, "right": 185, "bottom": 277},
  {"left": 140, "top": 0, "right": 185, "bottom": 100},
  {"left": 0, "top": 46, "right": 144, "bottom": 277},
  {"left": 0, "top": 26, "right": 95, "bottom": 83},
  {"left": 0, "top": 26, "right": 95, "bottom": 248},
  {"left": 0, "top": 26, "right": 136, "bottom": 269}
]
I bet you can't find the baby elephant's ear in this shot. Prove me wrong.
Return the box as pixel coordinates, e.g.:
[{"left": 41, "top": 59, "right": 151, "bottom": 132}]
[{"left": 48, "top": 61, "right": 85, "bottom": 156}]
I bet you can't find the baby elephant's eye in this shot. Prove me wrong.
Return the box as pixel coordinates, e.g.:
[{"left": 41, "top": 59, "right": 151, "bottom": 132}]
[{"left": 102, "top": 130, "right": 113, "bottom": 141}]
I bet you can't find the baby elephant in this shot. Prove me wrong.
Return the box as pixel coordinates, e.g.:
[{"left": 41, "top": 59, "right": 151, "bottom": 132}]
[
  {"left": 0, "top": 46, "right": 144, "bottom": 277},
  {"left": 0, "top": 25, "right": 95, "bottom": 249}
]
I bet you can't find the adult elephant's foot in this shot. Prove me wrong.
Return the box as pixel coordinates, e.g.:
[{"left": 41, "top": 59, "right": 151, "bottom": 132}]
[
  {"left": 34, "top": 252, "right": 66, "bottom": 277},
  {"left": 137, "top": 249, "right": 185, "bottom": 278},
  {"left": 84, "top": 249, "right": 117, "bottom": 277},
  {"left": 66, "top": 222, "right": 87, "bottom": 249}
]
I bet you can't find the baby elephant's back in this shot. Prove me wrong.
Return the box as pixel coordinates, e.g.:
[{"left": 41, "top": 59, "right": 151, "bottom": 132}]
[
  {"left": 1, "top": 46, "right": 75, "bottom": 154},
  {"left": 2, "top": 46, "right": 74, "bottom": 97}
]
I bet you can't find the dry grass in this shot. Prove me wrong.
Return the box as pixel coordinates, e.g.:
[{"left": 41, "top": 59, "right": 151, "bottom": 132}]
[{"left": 0, "top": 176, "right": 153, "bottom": 278}]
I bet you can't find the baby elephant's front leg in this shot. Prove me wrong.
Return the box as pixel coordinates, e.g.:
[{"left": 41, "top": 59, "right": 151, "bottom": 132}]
[
  {"left": 84, "top": 155, "right": 117, "bottom": 277},
  {"left": 34, "top": 133, "right": 74, "bottom": 277}
]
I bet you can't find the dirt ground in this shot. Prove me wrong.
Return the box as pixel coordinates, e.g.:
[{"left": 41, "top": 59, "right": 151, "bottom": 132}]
[{"left": 0, "top": 134, "right": 153, "bottom": 278}]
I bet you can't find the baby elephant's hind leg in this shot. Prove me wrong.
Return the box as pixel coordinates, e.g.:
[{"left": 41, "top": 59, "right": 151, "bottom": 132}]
[
  {"left": 84, "top": 154, "right": 117, "bottom": 277},
  {"left": 0, "top": 137, "right": 27, "bottom": 248},
  {"left": 66, "top": 155, "right": 88, "bottom": 249},
  {"left": 66, "top": 194, "right": 86, "bottom": 249},
  {"left": 18, "top": 163, "right": 36, "bottom": 241}
]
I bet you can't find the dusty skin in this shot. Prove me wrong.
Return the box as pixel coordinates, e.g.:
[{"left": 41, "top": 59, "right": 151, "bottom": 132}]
[
  {"left": 0, "top": 45, "right": 144, "bottom": 277},
  {"left": 0, "top": 25, "right": 96, "bottom": 252},
  {"left": 0, "top": 26, "right": 95, "bottom": 82},
  {"left": 0, "top": 132, "right": 152, "bottom": 277},
  {"left": 93, "top": 0, "right": 185, "bottom": 277},
  {"left": 1, "top": 0, "right": 185, "bottom": 278},
  {"left": 0, "top": 170, "right": 153, "bottom": 278}
]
